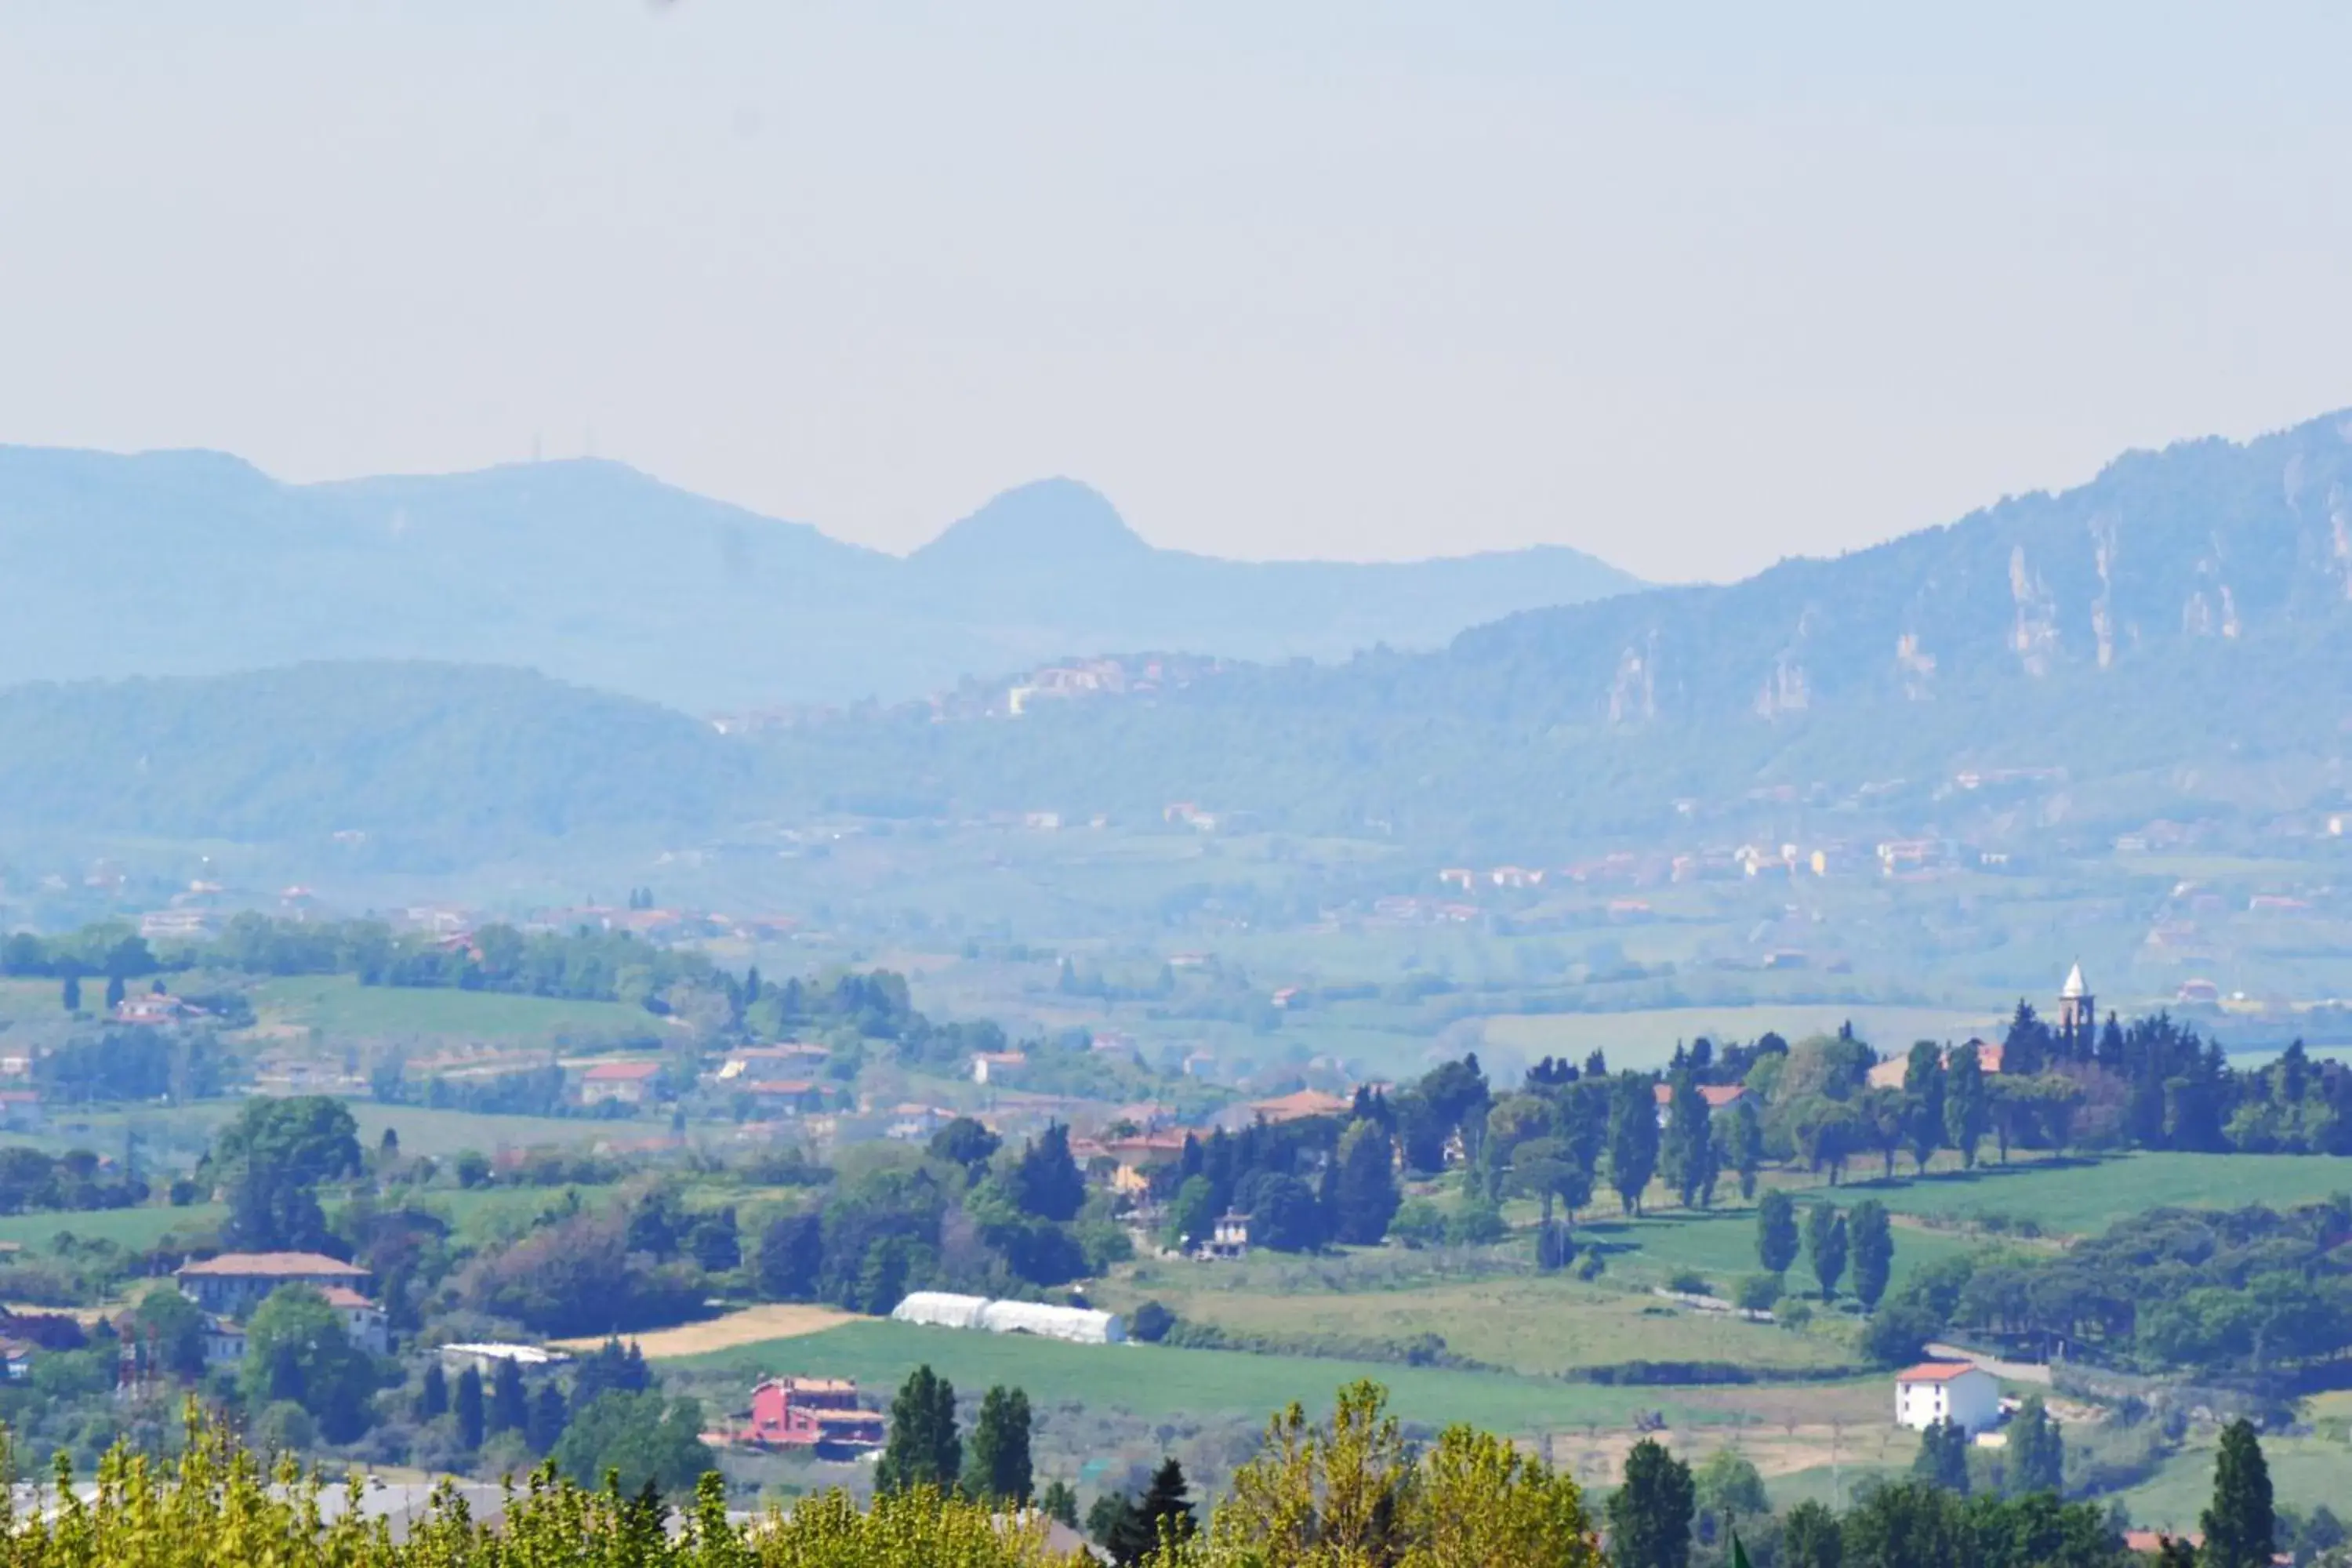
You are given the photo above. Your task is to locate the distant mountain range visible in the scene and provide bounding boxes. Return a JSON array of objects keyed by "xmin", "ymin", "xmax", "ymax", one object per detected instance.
[
  {"xmin": 5, "ymin": 411, "xmax": 2352, "ymax": 863},
  {"xmin": 750, "ymin": 406, "xmax": 2352, "ymax": 846},
  {"xmin": 0, "ymin": 448, "xmax": 1640, "ymax": 708}
]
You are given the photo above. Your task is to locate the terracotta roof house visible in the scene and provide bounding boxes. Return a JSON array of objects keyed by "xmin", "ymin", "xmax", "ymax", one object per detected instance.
[
  {"xmin": 176, "ymin": 1252, "xmax": 370, "ymax": 1319},
  {"xmin": 1250, "ymin": 1088, "xmax": 1352, "ymax": 1124}
]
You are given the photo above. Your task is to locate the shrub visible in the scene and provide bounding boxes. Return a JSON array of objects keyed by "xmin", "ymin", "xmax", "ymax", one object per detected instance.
[
  {"xmin": 1667, "ymin": 1270, "xmax": 1711, "ymax": 1297},
  {"xmin": 1735, "ymin": 1274, "xmax": 1785, "ymax": 1312},
  {"xmin": 1574, "ymin": 1251, "xmax": 1606, "ymax": 1281},
  {"xmin": 1130, "ymin": 1300, "xmax": 1175, "ymax": 1343},
  {"xmin": 1777, "ymin": 1301, "xmax": 1813, "ymax": 1330}
]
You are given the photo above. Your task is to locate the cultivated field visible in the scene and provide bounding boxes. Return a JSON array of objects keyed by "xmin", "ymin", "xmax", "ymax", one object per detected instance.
[
  {"xmin": 1096, "ymin": 1262, "xmax": 1854, "ymax": 1377},
  {"xmin": 564, "ymin": 1303, "xmax": 852, "ymax": 1357}
]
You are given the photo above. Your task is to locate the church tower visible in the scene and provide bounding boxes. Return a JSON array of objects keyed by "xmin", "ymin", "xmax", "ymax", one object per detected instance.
[{"xmin": 2057, "ymin": 962, "xmax": 2093, "ymax": 1034}]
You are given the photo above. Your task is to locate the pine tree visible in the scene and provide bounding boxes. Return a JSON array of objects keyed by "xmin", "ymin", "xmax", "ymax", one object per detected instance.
[
  {"xmin": 1848, "ymin": 1200, "xmax": 1893, "ymax": 1309},
  {"xmin": 1038, "ymin": 1478, "xmax": 1080, "ymax": 1528},
  {"xmin": 419, "ymin": 1360, "xmax": 448, "ymax": 1421},
  {"xmin": 1606, "ymin": 1074, "xmax": 1661, "ymax": 1215},
  {"xmin": 1805, "ymin": 1203, "xmax": 1847, "ymax": 1299},
  {"xmin": 1780, "ymin": 1499, "xmax": 1843, "ymax": 1568},
  {"xmin": 489, "ymin": 1356, "xmax": 528, "ymax": 1435},
  {"xmin": 1945, "ymin": 1042, "xmax": 1987, "ymax": 1169},
  {"xmin": 964, "ymin": 1385, "xmax": 1033, "ymax": 1505},
  {"xmin": 2009, "ymin": 1396, "xmax": 2063, "ymax": 1494},
  {"xmin": 1757, "ymin": 1190, "xmax": 1799, "ymax": 1276},
  {"xmin": 1606, "ymin": 1437, "xmax": 1695, "ymax": 1568},
  {"xmin": 877, "ymin": 1364, "xmax": 960, "ymax": 1495},
  {"xmin": 1011, "ymin": 1123, "xmax": 1087, "ymax": 1221},
  {"xmin": 1720, "ymin": 1098, "xmax": 1763, "ymax": 1201},
  {"xmin": 1105, "ymin": 1458, "xmax": 1196, "ymax": 1566},
  {"xmin": 455, "ymin": 1365, "xmax": 485, "ymax": 1449},
  {"xmin": 2201, "ymin": 1419, "xmax": 2275, "ymax": 1568}
]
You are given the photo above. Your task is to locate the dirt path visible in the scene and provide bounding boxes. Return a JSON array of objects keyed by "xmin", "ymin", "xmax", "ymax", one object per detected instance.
[{"xmin": 554, "ymin": 1303, "xmax": 855, "ymax": 1358}]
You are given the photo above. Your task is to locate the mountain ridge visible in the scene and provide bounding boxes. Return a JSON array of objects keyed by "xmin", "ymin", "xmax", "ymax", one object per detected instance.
[{"xmin": 0, "ymin": 445, "xmax": 1641, "ymax": 709}]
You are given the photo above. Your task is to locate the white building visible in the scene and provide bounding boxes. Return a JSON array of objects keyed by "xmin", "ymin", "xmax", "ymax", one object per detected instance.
[{"xmin": 1895, "ymin": 1361, "xmax": 2002, "ymax": 1433}]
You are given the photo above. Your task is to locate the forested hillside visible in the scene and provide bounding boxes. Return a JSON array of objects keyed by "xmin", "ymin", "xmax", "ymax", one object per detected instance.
[{"xmin": 0, "ymin": 663, "xmax": 750, "ymax": 858}]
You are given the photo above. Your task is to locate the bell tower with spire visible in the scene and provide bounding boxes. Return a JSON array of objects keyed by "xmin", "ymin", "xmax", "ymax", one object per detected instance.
[{"xmin": 2057, "ymin": 961, "xmax": 2093, "ymax": 1034}]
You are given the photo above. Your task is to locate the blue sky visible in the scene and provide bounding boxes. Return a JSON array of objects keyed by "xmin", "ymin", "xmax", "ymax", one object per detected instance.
[{"xmin": 4, "ymin": 2, "xmax": 2349, "ymax": 579}]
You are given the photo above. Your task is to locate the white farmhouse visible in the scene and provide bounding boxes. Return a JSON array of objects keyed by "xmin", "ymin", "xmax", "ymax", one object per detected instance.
[{"xmin": 1894, "ymin": 1361, "xmax": 2002, "ymax": 1433}]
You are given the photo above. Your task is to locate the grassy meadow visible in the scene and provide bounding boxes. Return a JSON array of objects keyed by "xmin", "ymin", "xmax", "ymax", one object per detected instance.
[
  {"xmin": 249, "ymin": 975, "xmax": 654, "ymax": 1044},
  {"xmin": 664, "ymin": 1317, "xmax": 1751, "ymax": 1436}
]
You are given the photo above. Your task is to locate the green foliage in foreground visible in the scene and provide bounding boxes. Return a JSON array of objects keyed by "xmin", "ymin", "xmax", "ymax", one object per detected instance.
[{"xmin": 5, "ymin": 1386, "xmax": 1604, "ymax": 1568}]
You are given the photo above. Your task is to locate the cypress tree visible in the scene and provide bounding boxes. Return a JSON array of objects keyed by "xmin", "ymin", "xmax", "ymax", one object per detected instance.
[
  {"xmin": 1902, "ymin": 1041, "xmax": 1947, "ymax": 1173},
  {"xmin": 2009, "ymin": 1396, "xmax": 2063, "ymax": 1494},
  {"xmin": 419, "ymin": 1359, "xmax": 448, "ymax": 1421},
  {"xmin": 1661, "ymin": 1071, "xmax": 1716, "ymax": 1209},
  {"xmin": 1848, "ymin": 1200, "xmax": 1893, "ymax": 1310},
  {"xmin": 1330, "ymin": 1120, "xmax": 1403, "ymax": 1244},
  {"xmin": 1945, "ymin": 1043, "xmax": 1987, "ymax": 1168},
  {"xmin": 964, "ymin": 1385, "xmax": 1033, "ymax": 1505},
  {"xmin": 1756, "ymin": 1190, "xmax": 1799, "ymax": 1276},
  {"xmin": 1805, "ymin": 1203, "xmax": 1848, "ymax": 1300},
  {"xmin": 455, "ymin": 1365, "xmax": 485, "ymax": 1449},
  {"xmin": 1911, "ymin": 1418, "xmax": 1969, "ymax": 1494},
  {"xmin": 527, "ymin": 1381, "xmax": 568, "ymax": 1454},
  {"xmin": 489, "ymin": 1356, "xmax": 528, "ymax": 1435},
  {"xmin": 1606, "ymin": 1074, "xmax": 1661, "ymax": 1215},
  {"xmin": 877, "ymin": 1364, "xmax": 960, "ymax": 1495},
  {"xmin": 61, "ymin": 975, "xmax": 80, "ymax": 1013},
  {"xmin": 2201, "ymin": 1419, "xmax": 2274, "ymax": 1568},
  {"xmin": 1722, "ymin": 1098, "xmax": 1763, "ymax": 1202}
]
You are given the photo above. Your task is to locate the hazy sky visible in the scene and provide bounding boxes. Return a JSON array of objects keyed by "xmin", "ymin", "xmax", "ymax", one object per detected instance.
[{"xmin": 5, "ymin": 3, "xmax": 2351, "ymax": 582}]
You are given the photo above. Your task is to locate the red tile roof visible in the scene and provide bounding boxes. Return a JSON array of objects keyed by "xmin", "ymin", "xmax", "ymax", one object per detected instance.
[
  {"xmin": 1651, "ymin": 1083, "xmax": 1748, "ymax": 1108},
  {"xmin": 1250, "ymin": 1089, "xmax": 1352, "ymax": 1123},
  {"xmin": 176, "ymin": 1251, "xmax": 368, "ymax": 1279},
  {"xmin": 582, "ymin": 1061, "xmax": 662, "ymax": 1081},
  {"xmin": 1895, "ymin": 1361, "xmax": 1983, "ymax": 1384}
]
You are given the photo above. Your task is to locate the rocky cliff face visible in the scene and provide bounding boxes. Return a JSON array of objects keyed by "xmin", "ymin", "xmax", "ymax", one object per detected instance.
[{"xmin": 1428, "ymin": 410, "xmax": 2352, "ymax": 733}]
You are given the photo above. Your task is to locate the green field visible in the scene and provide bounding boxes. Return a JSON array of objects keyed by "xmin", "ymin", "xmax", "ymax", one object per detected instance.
[
  {"xmin": 2112, "ymin": 1431, "xmax": 2350, "ymax": 1532},
  {"xmin": 1576, "ymin": 1205, "xmax": 1987, "ymax": 1296},
  {"xmin": 0, "ymin": 1202, "xmax": 223, "ymax": 1253},
  {"xmin": 666, "ymin": 1319, "xmax": 1762, "ymax": 1436},
  {"xmin": 1791, "ymin": 1152, "xmax": 2352, "ymax": 1237},
  {"xmin": 249, "ymin": 975, "xmax": 654, "ymax": 1043},
  {"xmin": 1481, "ymin": 1006, "xmax": 2004, "ymax": 1073},
  {"xmin": 350, "ymin": 1103, "xmax": 617, "ymax": 1158},
  {"xmin": 1095, "ymin": 1264, "xmax": 1853, "ymax": 1377}
]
